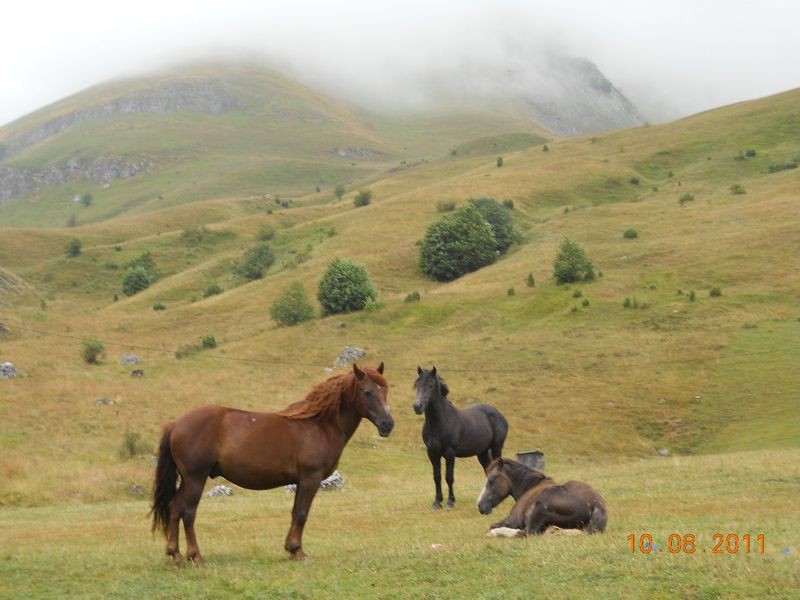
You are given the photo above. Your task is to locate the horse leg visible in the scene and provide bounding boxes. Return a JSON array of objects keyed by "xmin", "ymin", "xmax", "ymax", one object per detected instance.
[
  {"xmin": 284, "ymin": 476, "xmax": 321, "ymax": 560},
  {"xmin": 477, "ymin": 450, "xmax": 491, "ymax": 472},
  {"xmin": 165, "ymin": 486, "xmax": 184, "ymax": 565},
  {"xmin": 525, "ymin": 503, "xmax": 554, "ymax": 536},
  {"xmin": 428, "ymin": 450, "xmax": 443, "ymax": 509},
  {"xmin": 444, "ymin": 451, "xmax": 456, "ymax": 508},
  {"xmin": 180, "ymin": 475, "xmax": 207, "ymax": 565}
]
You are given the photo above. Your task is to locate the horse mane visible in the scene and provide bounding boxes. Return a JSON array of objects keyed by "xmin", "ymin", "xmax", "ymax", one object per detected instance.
[
  {"xmin": 495, "ymin": 458, "xmax": 552, "ymax": 491},
  {"xmin": 278, "ymin": 367, "xmax": 387, "ymax": 420}
]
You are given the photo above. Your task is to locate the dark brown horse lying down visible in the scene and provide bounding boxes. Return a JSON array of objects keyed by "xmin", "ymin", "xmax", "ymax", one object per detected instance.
[
  {"xmin": 151, "ymin": 363, "xmax": 393, "ymax": 565},
  {"xmin": 477, "ymin": 458, "xmax": 607, "ymax": 537}
]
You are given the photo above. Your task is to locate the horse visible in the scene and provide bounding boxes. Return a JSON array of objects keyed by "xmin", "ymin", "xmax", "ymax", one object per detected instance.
[
  {"xmin": 476, "ymin": 457, "xmax": 607, "ymax": 537},
  {"xmin": 150, "ymin": 362, "xmax": 393, "ymax": 565},
  {"xmin": 413, "ymin": 366, "xmax": 508, "ymax": 509}
]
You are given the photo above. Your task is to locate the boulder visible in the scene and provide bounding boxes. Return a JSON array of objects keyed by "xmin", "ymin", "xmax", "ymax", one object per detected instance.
[
  {"xmin": 334, "ymin": 346, "xmax": 365, "ymax": 368},
  {"xmin": 0, "ymin": 362, "xmax": 16, "ymax": 379}
]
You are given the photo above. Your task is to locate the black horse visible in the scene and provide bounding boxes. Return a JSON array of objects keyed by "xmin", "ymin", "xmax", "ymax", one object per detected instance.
[{"xmin": 413, "ymin": 366, "xmax": 509, "ymax": 509}]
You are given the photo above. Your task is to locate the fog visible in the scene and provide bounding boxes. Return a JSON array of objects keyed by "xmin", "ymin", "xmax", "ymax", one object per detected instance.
[{"xmin": 2, "ymin": 0, "xmax": 799, "ymax": 127}]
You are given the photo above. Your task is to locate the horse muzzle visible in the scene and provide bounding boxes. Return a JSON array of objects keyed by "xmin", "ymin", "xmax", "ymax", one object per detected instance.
[
  {"xmin": 478, "ymin": 502, "xmax": 493, "ymax": 515},
  {"xmin": 412, "ymin": 403, "xmax": 424, "ymax": 415},
  {"xmin": 377, "ymin": 418, "xmax": 395, "ymax": 437}
]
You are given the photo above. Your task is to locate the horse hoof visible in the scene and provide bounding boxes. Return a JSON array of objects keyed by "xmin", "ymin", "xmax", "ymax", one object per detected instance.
[
  {"xmin": 290, "ymin": 550, "xmax": 309, "ymax": 561},
  {"xmin": 170, "ymin": 553, "xmax": 186, "ymax": 567},
  {"xmin": 431, "ymin": 502, "xmax": 442, "ymax": 510},
  {"xmin": 190, "ymin": 555, "xmax": 206, "ymax": 567},
  {"xmin": 446, "ymin": 501, "xmax": 455, "ymax": 509}
]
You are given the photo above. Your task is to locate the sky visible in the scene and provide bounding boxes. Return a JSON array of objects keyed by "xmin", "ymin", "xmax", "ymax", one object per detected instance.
[{"xmin": 2, "ymin": 0, "xmax": 799, "ymax": 127}]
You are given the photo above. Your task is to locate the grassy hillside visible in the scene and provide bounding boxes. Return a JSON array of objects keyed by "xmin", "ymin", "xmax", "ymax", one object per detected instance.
[{"xmin": 0, "ymin": 87, "xmax": 798, "ymax": 596}]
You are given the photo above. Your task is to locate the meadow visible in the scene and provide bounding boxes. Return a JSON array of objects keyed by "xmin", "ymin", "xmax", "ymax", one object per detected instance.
[{"xmin": 0, "ymin": 73, "xmax": 799, "ymax": 597}]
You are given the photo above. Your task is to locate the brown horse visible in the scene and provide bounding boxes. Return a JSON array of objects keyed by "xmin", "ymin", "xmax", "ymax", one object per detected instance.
[
  {"xmin": 151, "ymin": 363, "xmax": 393, "ymax": 565},
  {"xmin": 476, "ymin": 458, "xmax": 607, "ymax": 536}
]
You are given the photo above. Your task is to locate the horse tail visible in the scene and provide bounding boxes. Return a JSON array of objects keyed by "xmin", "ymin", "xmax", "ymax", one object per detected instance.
[
  {"xmin": 586, "ymin": 501, "xmax": 608, "ymax": 534},
  {"xmin": 150, "ymin": 423, "xmax": 178, "ymax": 536}
]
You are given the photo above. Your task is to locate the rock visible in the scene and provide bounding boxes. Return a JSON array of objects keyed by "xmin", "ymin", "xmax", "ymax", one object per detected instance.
[
  {"xmin": 207, "ymin": 485, "xmax": 233, "ymax": 498},
  {"xmin": 131, "ymin": 369, "xmax": 144, "ymax": 377},
  {"xmin": 0, "ymin": 362, "xmax": 16, "ymax": 379},
  {"xmin": 120, "ymin": 353, "xmax": 141, "ymax": 365},
  {"xmin": 656, "ymin": 448, "xmax": 671, "ymax": 457},
  {"xmin": 95, "ymin": 397, "xmax": 115, "ymax": 406},
  {"xmin": 285, "ymin": 470, "xmax": 344, "ymax": 493},
  {"xmin": 334, "ymin": 346, "xmax": 365, "ymax": 368}
]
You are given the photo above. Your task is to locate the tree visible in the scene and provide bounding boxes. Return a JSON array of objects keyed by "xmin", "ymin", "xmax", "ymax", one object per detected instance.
[
  {"xmin": 233, "ymin": 243, "xmax": 275, "ymax": 280},
  {"xmin": 318, "ymin": 258, "xmax": 377, "ymax": 315},
  {"xmin": 420, "ymin": 205, "xmax": 497, "ymax": 281},
  {"xmin": 334, "ymin": 184, "xmax": 346, "ymax": 201},
  {"xmin": 468, "ymin": 197, "xmax": 519, "ymax": 254},
  {"xmin": 496, "ymin": 156, "xmax": 503, "ymax": 167},
  {"xmin": 82, "ymin": 338, "xmax": 105, "ymax": 364},
  {"xmin": 80, "ymin": 193, "xmax": 93, "ymax": 207},
  {"xmin": 65, "ymin": 238, "xmax": 82, "ymax": 257},
  {"xmin": 553, "ymin": 238, "xmax": 595, "ymax": 285},
  {"xmin": 122, "ymin": 265, "xmax": 153, "ymax": 296},
  {"xmin": 353, "ymin": 189, "xmax": 373, "ymax": 207},
  {"xmin": 270, "ymin": 282, "xmax": 315, "ymax": 326}
]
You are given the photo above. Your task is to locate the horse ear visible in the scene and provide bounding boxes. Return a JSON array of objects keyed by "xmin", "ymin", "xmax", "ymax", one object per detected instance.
[
  {"xmin": 431, "ymin": 366, "xmax": 437, "ymax": 377},
  {"xmin": 417, "ymin": 366, "xmax": 423, "ymax": 375},
  {"xmin": 377, "ymin": 361, "xmax": 384, "ymax": 374},
  {"xmin": 353, "ymin": 363, "xmax": 366, "ymax": 381}
]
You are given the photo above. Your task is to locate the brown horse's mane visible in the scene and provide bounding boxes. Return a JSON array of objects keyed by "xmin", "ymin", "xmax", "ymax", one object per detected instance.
[
  {"xmin": 492, "ymin": 458, "xmax": 553, "ymax": 492},
  {"xmin": 277, "ymin": 367, "xmax": 388, "ymax": 420}
]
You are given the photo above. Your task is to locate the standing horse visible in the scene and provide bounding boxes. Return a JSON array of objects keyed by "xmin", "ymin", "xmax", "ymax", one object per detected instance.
[
  {"xmin": 151, "ymin": 363, "xmax": 393, "ymax": 565},
  {"xmin": 476, "ymin": 457, "xmax": 607, "ymax": 536},
  {"xmin": 413, "ymin": 366, "xmax": 508, "ymax": 509}
]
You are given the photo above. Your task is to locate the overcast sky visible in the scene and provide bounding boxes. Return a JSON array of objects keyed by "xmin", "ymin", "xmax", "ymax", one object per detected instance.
[{"xmin": 2, "ymin": 0, "xmax": 799, "ymax": 127}]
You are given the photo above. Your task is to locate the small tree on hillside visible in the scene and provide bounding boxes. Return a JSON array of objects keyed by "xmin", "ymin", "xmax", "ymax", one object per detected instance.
[
  {"xmin": 353, "ymin": 189, "xmax": 373, "ymax": 207},
  {"xmin": 66, "ymin": 238, "xmax": 82, "ymax": 257},
  {"xmin": 334, "ymin": 184, "xmax": 346, "ymax": 201},
  {"xmin": 80, "ymin": 193, "xmax": 93, "ymax": 207},
  {"xmin": 420, "ymin": 205, "xmax": 497, "ymax": 281},
  {"xmin": 270, "ymin": 282, "xmax": 315, "ymax": 326},
  {"xmin": 318, "ymin": 258, "xmax": 377, "ymax": 315},
  {"xmin": 468, "ymin": 197, "xmax": 519, "ymax": 254},
  {"xmin": 122, "ymin": 265, "xmax": 153, "ymax": 296},
  {"xmin": 553, "ymin": 238, "xmax": 596, "ymax": 284},
  {"xmin": 233, "ymin": 243, "xmax": 275, "ymax": 280}
]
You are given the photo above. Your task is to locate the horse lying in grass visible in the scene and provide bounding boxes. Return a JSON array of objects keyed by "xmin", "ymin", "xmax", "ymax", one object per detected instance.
[
  {"xmin": 151, "ymin": 363, "xmax": 393, "ymax": 565},
  {"xmin": 476, "ymin": 457, "xmax": 607, "ymax": 537}
]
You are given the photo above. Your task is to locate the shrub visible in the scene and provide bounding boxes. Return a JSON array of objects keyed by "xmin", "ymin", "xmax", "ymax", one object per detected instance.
[
  {"xmin": 542, "ymin": 144, "xmax": 549, "ymax": 152},
  {"xmin": 152, "ymin": 302, "xmax": 166, "ymax": 311},
  {"xmin": 469, "ymin": 197, "xmax": 519, "ymax": 254},
  {"xmin": 201, "ymin": 335, "xmax": 217, "ymax": 349},
  {"xmin": 233, "ymin": 243, "xmax": 275, "ymax": 280},
  {"xmin": 526, "ymin": 272, "xmax": 535, "ymax": 287},
  {"xmin": 689, "ymin": 290, "xmax": 696, "ymax": 302},
  {"xmin": 203, "ymin": 282, "xmax": 223, "ymax": 297},
  {"xmin": 334, "ymin": 184, "xmax": 346, "ymax": 201},
  {"xmin": 125, "ymin": 252, "xmax": 157, "ymax": 275},
  {"xmin": 118, "ymin": 431, "xmax": 143, "ymax": 459},
  {"xmin": 318, "ymin": 258, "xmax": 377, "ymax": 315},
  {"xmin": 436, "ymin": 200, "xmax": 456, "ymax": 213},
  {"xmin": 420, "ymin": 205, "xmax": 497, "ymax": 281},
  {"xmin": 65, "ymin": 238, "xmax": 82, "ymax": 257},
  {"xmin": 82, "ymin": 338, "xmax": 104, "ymax": 364},
  {"xmin": 629, "ymin": 177, "xmax": 640, "ymax": 185},
  {"xmin": 623, "ymin": 297, "xmax": 632, "ymax": 308},
  {"xmin": 667, "ymin": 170, "xmax": 674, "ymax": 178},
  {"xmin": 270, "ymin": 282, "xmax": 315, "ymax": 326},
  {"xmin": 67, "ymin": 214, "xmax": 78, "ymax": 227},
  {"xmin": 122, "ymin": 265, "xmax": 153, "ymax": 296},
  {"xmin": 404, "ymin": 291, "xmax": 421, "ymax": 303},
  {"xmin": 572, "ymin": 289, "xmax": 583, "ymax": 298},
  {"xmin": 502, "ymin": 199, "xmax": 514, "ymax": 210},
  {"xmin": 768, "ymin": 162, "xmax": 798, "ymax": 173},
  {"xmin": 709, "ymin": 287, "xmax": 722, "ymax": 297},
  {"xmin": 496, "ymin": 156, "xmax": 504, "ymax": 167},
  {"xmin": 80, "ymin": 193, "xmax": 93, "ymax": 207},
  {"xmin": 745, "ymin": 149, "xmax": 757, "ymax": 157},
  {"xmin": 623, "ymin": 228, "xmax": 639, "ymax": 239},
  {"xmin": 729, "ymin": 183, "xmax": 746, "ymax": 195},
  {"xmin": 582, "ymin": 298, "xmax": 590, "ymax": 307},
  {"xmin": 553, "ymin": 238, "xmax": 596, "ymax": 285},
  {"xmin": 678, "ymin": 193, "xmax": 695, "ymax": 206},
  {"xmin": 507, "ymin": 287, "xmax": 515, "ymax": 296},
  {"xmin": 353, "ymin": 189, "xmax": 373, "ymax": 207}
]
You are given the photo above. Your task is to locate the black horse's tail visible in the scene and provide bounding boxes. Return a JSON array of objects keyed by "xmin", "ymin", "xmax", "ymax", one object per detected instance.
[
  {"xmin": 586, "ymin": 501, "xmax": 608, "ymax": 534},
  {"xmin": 150, "ymin": 424, "xmax": 178, "ymax": 536}
]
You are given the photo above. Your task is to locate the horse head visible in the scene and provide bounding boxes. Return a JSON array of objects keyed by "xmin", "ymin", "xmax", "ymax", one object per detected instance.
[
  {"xmin": 352, "ymin": 362, "xmax": 394, "ymax": 437},
  {"xmin": 476, "ymin": 458, "xmax": 512, "ymax": 515},
  {"xmin": 412, "ymin": 366, "xmax": 448, "ymax": 414}
]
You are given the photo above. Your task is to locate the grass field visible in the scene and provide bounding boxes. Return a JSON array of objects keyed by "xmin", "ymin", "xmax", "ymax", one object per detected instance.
[{"xmin": 0, "ymin": 73, "xmax": 799, "ymax": 597}]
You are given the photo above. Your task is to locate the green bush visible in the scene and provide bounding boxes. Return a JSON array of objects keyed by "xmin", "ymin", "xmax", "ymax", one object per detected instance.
[
  {"xmin": 709, "ymin": 287, "xmax": 722, "ymax": 297},
  {"xmin": 502, "ymin": 199, "xmax": 514, "ymax": 210},
  {"xmin": 122, "ymin": 265, "xmax": 153, "ymax": 296},
  {"xmin": 118, "ymin": 431, "xmax": 143, "ymax": 459},
  {"xmin": 419, "ymin": 205, "xmax": 497, "ymax": 281},
  {"xmin": 82, "ymin": 338, "xmax": 105, "ymax": 364},
  {"xmin": 629, "ymin": 177, "xmax": 640, "ymax": 185},
  {"xmin": 768, "ymin": 162, "xmax": 798, "ymax": 173},
  {"xmin": 553, "ymin": 238, "xmax": 596, "ymax": 285},
  {"xmin": 152, "ymin": 302, "xmax": 166, "ymax": 311},
  {"xmin": 80, "ymin": 193, "xmax": 93, "ymax": 207},
  {"xmin": 496, "ymin": 156, "xmax": 504, "ymax": 167},
  {"xmin": 404, "ymin": 291, "xmax": 421, "ymax": 303},
  {"xmin": 623, "ymin": 228, "xmax": 639, "ymax": 239},
  {"xmin": 582, "ymin": 298, "xmax": 590, "ymax": 307},
  {"xmin": 233, "ymin": 243, "xmax": 275, "ymax": 280},
  {"xmin": 468, "ymin": 197, "xmax": 519, "ymax": 254},
  {"xmin": 201, "ymin": 335, "xmax": 217, "ymax": 349},
  {"xmin": 318, "ymin": 258, "xmax": 377, "ymax": 315},
  {"xmin": 542, "ymin": 144, "xmax": 549, "ymax": 152},
  {"xmin": 572, "ymin": 289, "xmax": 583, "ymax": 298},
  {"xmin": 353, "ymin": 189, "xmax": 373, "ymax": 207},
  {"xmin": 729, "ymin": 183, "xmax": 746, "ymax": 195},
  {"xmin": 270, "ymin": 282, "xmax": 315, "ymax": 326},
  {"xmin": 334, "ymin": 184, "xmax": 346, "ymax": 201},
  {"xmin": 689, "ymin": 290, "xmax": 696, "ymax": 302},
  {"xmin": 203, "ymin": 282, "xmax": 223, "ymax": 297},
  {"xmin": 257, "ymin": 224, "xmax": 276, "ymax": 241},
  {"xmin": 745, "ymin": 149, "xmax": 757, "ymax": 157},
  {"xmin": 65, "ymin": 238, "xmax": 82, "ymax": 257},
  {"xmin": 436, "ymin": 200, "xmax": 456, "ymax": 213},
  {"xmin": 526, "ymin": 272, "xmax": 535, "ymax": 287},
  {"xmin": 678, "ymin": 193, "xmax": 695, "ymax": 206}
]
